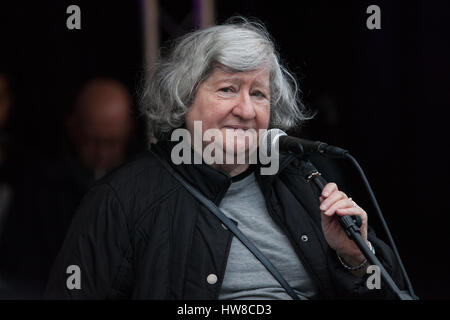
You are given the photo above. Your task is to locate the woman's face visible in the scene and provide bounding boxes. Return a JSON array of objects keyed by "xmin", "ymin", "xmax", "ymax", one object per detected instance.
[{"xmin": 185, "ymin": 66, "xmax": 271, "ymax": 163}]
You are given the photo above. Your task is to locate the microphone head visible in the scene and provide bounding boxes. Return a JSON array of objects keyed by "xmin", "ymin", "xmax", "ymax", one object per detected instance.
[{"xmin": 259, "ymin": 128, "xmax": 287, "ymax": 157}]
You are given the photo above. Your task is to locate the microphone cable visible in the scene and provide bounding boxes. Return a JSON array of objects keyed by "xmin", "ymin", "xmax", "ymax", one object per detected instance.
[{"xmin": 343, "ymin": 153, "xmax": 418, "ymax": 299}]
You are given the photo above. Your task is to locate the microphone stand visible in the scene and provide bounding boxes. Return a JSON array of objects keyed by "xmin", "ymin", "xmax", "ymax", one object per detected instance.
[{"xmin": 300, "ymin": 160, "xmax": 415, "ymax": 300}]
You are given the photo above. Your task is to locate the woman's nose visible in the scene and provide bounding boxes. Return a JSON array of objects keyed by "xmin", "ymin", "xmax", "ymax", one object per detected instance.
[{"xmin": 232, "ymin": 91, "xmax": 256, "ymax": 120}]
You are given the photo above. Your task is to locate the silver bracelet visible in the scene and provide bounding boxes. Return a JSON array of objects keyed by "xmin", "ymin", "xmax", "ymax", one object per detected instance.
[{"xmin": 337, "ymin": 241, "xmax": 375, "ymax": 271}]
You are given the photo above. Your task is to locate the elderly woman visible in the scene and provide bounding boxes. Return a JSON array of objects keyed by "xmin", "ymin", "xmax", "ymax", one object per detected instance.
[{"xmin": 46, "ymin": 18, "xmax": 405, "ymax": 299}]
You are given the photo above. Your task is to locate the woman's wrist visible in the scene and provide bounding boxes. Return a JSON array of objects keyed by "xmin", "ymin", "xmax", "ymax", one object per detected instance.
[
  {"xmin": 337, "ymin": 241, "xmax": 375, "ymax": 273},
  {"xmin": 338, "ymin": 253, "xmax": 366, "ymax": 268}
]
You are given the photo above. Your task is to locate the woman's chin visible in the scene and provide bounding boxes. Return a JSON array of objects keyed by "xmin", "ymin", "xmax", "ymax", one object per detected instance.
[{"xmin": 221, "ymin": 145, "xmax": 249, "ymax": 163}]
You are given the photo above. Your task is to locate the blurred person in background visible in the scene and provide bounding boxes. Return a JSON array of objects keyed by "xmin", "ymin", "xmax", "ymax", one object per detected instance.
[
  {"xmin": 0, "ymin": 72, "xmax": 15, "ymax": 237},
  {"xmin": 0, "ymin": 69, "xmax": 29, "ymax": 297},
  {"xmin": 67, "ymin": 78, "xmax": 135, "ymax": 180},
  {"xmin": 0, "ymin": 77, "xmax": 139, "ymax": 298}
]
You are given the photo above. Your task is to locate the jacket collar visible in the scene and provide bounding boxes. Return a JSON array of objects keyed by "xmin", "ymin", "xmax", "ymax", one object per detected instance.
[{"xmin": 152, "ymin": 140, "xmax": 296, "ymax": 205}]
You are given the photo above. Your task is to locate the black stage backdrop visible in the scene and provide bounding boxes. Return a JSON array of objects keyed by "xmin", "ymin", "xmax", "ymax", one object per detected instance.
[{"xmin": 0, "ymin": 0, "xmax": 449, "ymax": 299}]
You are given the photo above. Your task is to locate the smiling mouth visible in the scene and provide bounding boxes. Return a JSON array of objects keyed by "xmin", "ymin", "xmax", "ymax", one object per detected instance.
[{"xmin": 223, "ymin": 125, "xmax": 251, "ymax": 131}]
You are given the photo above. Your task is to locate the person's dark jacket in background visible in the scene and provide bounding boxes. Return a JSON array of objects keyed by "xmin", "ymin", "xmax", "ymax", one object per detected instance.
[
  {"xmin": 0, "ymin": 151, "xmax": 94, "ymax": 298},
  {"xmin": 45, "ymin": 141, "xmax": 405, "ymax": 299}
]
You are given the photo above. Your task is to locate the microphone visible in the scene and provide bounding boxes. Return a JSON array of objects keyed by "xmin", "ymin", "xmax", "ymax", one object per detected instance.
[
  {"xmin": 259, "ymin": 129, "xmax": 418, "ymax": 300},
  {"xmin": 260, "ymin": 129, "xmax": 349, "ymax": 158}
]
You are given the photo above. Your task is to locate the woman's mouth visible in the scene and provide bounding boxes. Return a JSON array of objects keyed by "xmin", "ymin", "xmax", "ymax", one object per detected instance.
[{"xmin": 223, "ymin": 125, "xmax": 251, "ymax": 131}]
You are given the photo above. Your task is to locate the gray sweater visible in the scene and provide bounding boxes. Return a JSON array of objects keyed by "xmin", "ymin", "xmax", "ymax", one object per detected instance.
[{"xmin": 218, "ymin": 172, "xmax": 319, "ymax": 300}]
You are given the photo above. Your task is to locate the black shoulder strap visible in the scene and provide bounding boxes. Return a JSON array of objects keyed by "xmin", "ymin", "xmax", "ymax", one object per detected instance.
[{"xmin": 152, "ymin": 150, "xmax": 301, "ymax": 300}]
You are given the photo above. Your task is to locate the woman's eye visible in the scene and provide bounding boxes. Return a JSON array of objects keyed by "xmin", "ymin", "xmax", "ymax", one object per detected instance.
[
  {"xmin": 252, "ymin": 91, "xmax": 266, "ymax": 98},
  {"xmin": 219, "ymin": 87, "xmax": 234, "ymax": 93}
]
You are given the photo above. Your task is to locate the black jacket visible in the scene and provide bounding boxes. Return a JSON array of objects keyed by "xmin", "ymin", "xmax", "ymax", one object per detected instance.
[{"xmin": 45, "ymin": 141, "xmax": 405, "ymax": 299}]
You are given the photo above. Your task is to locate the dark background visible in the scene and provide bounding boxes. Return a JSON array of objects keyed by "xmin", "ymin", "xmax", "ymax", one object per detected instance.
[{"xmin": 0, "ymin": 0, "xmax": 449, "ymax": 299}]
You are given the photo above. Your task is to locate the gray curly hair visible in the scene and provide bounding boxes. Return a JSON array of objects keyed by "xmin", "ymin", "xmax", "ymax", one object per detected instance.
[{"xmin": 140, "ymin": 17, "xmax": 311, "ymax": 141}]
